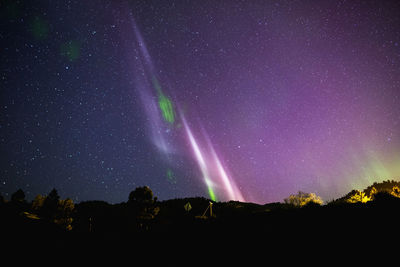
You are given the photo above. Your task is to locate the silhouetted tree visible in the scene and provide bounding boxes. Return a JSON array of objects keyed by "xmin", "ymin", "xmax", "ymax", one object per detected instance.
[
  {"xmin": 284, "ymin": 191, "xmax": 323, "ymax": 207},
  {"xmin": 128, "ymin": 186, "xmax": 159, "ymax": 230},
  {"xmin": 55, "ymin": 198, "xmax": 75, "ymax": 230},
  {"xmin": 9, "ymin": 189, "xmax": 28, "ymax": 211},
  {"xmin": 32, "ymin": 189, "xmax": 75, "ymax": 230},
  {"xmin": 391, "ymin": 186, "xmax": 400, "ymax": 198},
  {"xmin": 369, "ymin": 187, "xmax": 378, "ymax": 200},
  {"xmin": 346, "ymin": 190, "xmax": 371, "ymax": 203},
  {"xmin": 40, "ymin": 188, "xmax": 60, "ymax": 219},
  {"xmin": 47, "ymin": 188, "xmax": 60, "ymax": 202},
  {"xmin": 128, "ymin": 186, "xmax": 154, "ymax": 204},
  {"xmin": 31, "ymin": 194, "xmax": 46, "ymax": 211},
  {"xmin": 11, "ymin": 189, "xmax": 25, "ymax": 203}
]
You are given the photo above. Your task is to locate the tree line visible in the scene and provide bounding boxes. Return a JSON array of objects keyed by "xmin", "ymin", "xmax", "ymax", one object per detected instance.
[{"xmin": 1, "ymin": 179, "xmax": 400, "ymax": 233}]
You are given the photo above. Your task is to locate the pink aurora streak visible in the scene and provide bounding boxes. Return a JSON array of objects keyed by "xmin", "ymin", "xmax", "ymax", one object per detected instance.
[{"xmin": 181, "ymin": 112, "xmax": 245, "ymax": 201}]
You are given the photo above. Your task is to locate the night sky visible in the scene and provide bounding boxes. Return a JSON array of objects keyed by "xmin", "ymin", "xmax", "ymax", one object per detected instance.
[{"xmin": 1, "ymin": 0, "xmax": 400, "ymax": 204}]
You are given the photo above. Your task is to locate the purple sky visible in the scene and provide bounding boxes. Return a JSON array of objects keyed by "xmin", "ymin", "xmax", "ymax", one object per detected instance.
[{"xmin": 1, "ymin": 0, "xmax": 399, "ymax": 203}]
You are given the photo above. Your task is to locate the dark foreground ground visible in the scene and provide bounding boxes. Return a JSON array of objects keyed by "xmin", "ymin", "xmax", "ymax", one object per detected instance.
[{"xmin": 1, "ymin": 194, "xmax": 399, "ymax": 263}]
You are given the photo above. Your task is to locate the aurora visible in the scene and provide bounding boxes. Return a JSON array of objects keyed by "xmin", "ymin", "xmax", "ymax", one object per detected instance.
[
  {"xmin": 129, "ymin": 12, "xmax": 243, "ymax": 201},
  {"xmin": 1, "ymin": 0, "xmax": 399, "ymax": 204},
  {"xmin": 119, "ymin": 2, "xmax": 400, "ymax": 203},
  {"xmin": 152, "ymin": 76, "xmax": 175, "ymax": 124}
]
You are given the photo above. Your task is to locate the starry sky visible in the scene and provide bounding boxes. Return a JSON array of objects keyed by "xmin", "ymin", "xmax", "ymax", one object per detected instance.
[{"xmin": 1, "ymin": 0, "xmax": 400, "ymax": 204}]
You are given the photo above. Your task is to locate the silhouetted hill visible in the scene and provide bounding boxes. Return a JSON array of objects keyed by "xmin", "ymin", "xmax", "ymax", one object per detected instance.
[
  {"xmin": 1, "ymin": 180, "xmax": 400, "ymax": 259},
  {"xmin": 332, "ymin": 179, "xmax": 400, "ymax": 203},
  {"xmin": 364, "ymin": 180, "xmax": 400, "ymax": 195}
]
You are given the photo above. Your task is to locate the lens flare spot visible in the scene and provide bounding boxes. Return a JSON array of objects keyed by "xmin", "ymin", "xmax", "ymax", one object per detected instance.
[
  {"xmin": 60, "ymin": 40, "xmax": 80, "ymax": 62},
  {"xmin": 166, "ymin": 169, "xmax": 177, "ymax": 184},
  {"xmin": 30, "ymin": 16, "xmax": 48, "ymax": 40}
]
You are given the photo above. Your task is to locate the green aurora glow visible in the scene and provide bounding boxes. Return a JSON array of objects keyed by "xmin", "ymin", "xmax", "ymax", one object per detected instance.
[{"xmin": 152, "ymin": 77, "xmax": 175, "ymax": 124}]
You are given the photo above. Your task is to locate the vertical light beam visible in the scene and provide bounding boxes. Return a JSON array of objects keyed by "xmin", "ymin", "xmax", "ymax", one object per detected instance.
[
  {"xmin": 211, "ymin": 146, "xmax": 245, "ymax": 201},
  {"xmin": 181, "ymin": 115, "xmax": 217, "ymax": 201}
]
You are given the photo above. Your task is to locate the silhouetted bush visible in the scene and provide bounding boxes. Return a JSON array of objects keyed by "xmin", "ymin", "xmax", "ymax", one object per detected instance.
[{"xmin": 284, "ymin": 191, "xmax": 323, "ymax": 207}]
